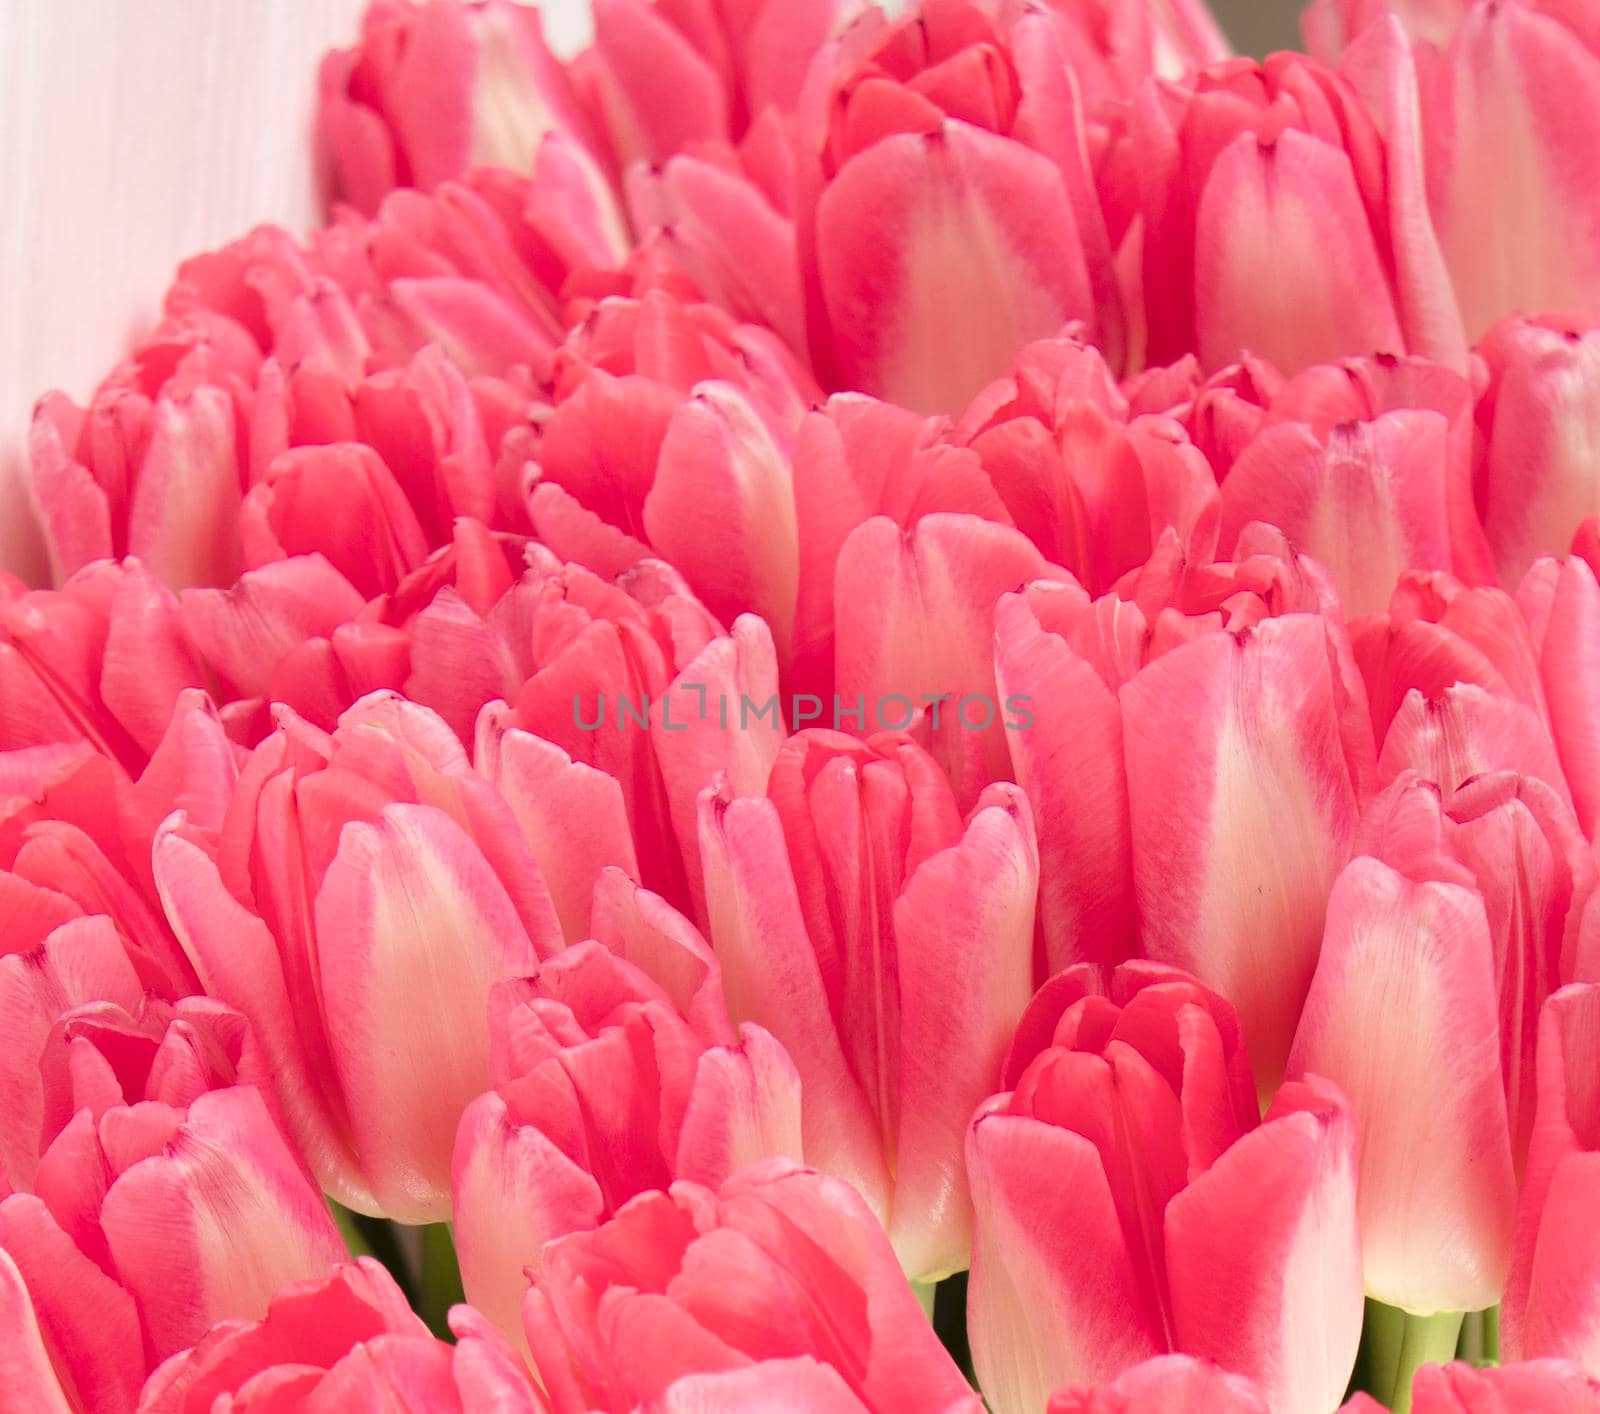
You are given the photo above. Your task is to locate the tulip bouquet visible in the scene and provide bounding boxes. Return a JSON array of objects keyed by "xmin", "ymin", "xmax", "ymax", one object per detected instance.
[{"xmin": 8, "ymin": 0, "xmax": 1600, "ymax": 1409}]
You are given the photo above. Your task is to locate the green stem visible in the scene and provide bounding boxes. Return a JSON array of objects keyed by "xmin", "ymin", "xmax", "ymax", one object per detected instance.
[
  {"xmin": 1457, "ymin": 1310, "xmax": 1484, "ymax": 1365},
  {"xmin": 912, "ymin": 1279, "xmax": 937, "ymax": 1323},
  {"xmin": 416, "ymin": 1223, "xmax": 465, "ymax": 1342},
  {"xmin": 329, "ymin": 1199, "xmax": 373, "ymax": 1261},
  {"xmin": 1362, "ymin": 1300, "xmax": 1464, "ymax": 1412},
  {"xmin": 1484, "ymin": 1305, "xmax": 1501, "ymax": 1365}
]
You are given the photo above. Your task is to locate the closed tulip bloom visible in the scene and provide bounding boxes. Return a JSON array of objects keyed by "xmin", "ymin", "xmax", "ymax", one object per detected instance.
[
  {"xmin": 1503, "ymin": 985, "xmax": 1600, "ymax": 1374},
  {"xmin": 1, "ymin": 1080, "xmax": 345, "ymax": 1402},
  {"xmin": 1046, "ymin": 1355, "xmax": 1270, "ymax": 1414},
  {"xmin": 787, "ymin": 392, "xmax": 1014, "ymax": 699},
  {"xmin": 154, "ymin": 692, "xmax": 563, "ymax": 1221},
  {"xmin": 953, "ymin": 337, "xmax": 1222, "ymax": 596},
  {"xmin": 967, "ymin": 963, "xmax": 1362, "ymax": 1414},
  {"xmin": 1100, "ymin": 42, "xmax": 1463, "ymax": 376},
  {"xmin": 1303, "ymin": 0, "xmax": 1469, "ymax": 55},
  {"xmin": 700, "ymin": 729, "xmax": 1038, "ymax": 1280},
  {"xmin": 1221, "ymin": 353, "xmax": 1491, "ymax": 615},
  {"xmin": 581, "ymin": 0, "xmax": 863, "ymax": 170},
  {"xmin": 0, "ymin": 688, "xmax": 238, "ymax": 1001},
  {"xmin": 1519, "ymin": 554, "xmax": 1600, "ymax": 838},
  {"xmin": 1477, "ymin": 317, "xmax": 1600, "ymax": 590},
  {"xmin": 1288, "ymin": 769, "xmax": 1597, "ymax": 1315},
  {"xmin": 408, "ymin": 545, "xmax": 785, "ymax": 922},
  {"xmin": 452, "ymin": 869, "xmax": 802, "ymax": 1344},
  {"xmin": 136, "ymin": 1259, "xmax": 538, "ymax": 1414},
  {"xmin": 1353, "ymin": 571, "xmax": 1565, "ymax": 799},
  {"xmin": 527, "ymin": 290, "xmax": 813, "ymax": 663},
  {"xmin": 995, "ymin": 528, "xmax": 1373, "ymax": 1085},
  {"xmin": 0, "ymin": 561, "xmax": 205, "ymax": 772},
  {"xmin": 318, "ymin": 0, "xmax": 610, "ymax": 214},
  {"xmin": 523, "ymin": 1160, "xmax": 982, "ymax": 1414},
  {"xmin": 797, "ymin": 0, "xmax": 1121, "ymax": 413},
  {"xmin": 1123, "ymin": 353, "xmax": 1282, "ymax": 483},
  {"xmin": 1418, "ymin": 2, "xmax": 1600, "ymax": 342}
]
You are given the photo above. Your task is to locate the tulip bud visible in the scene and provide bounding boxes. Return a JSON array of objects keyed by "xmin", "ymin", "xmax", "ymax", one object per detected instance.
[
  {"xmin": 997, "ymin": 530, "xmax": 1373, "ymax": 1088},
  {"xmin": 967, "ymin": 964, "xmax": 1362, "ymax": 1414},
  {"xmin": 452, "ymin": 870, "xmax": 801, "ymax": 1344},
  {"xmin": 1478, "ymin": 317, "xmax": 1600, "ymax": 589},
  {"xmin": 1100, "ymin": 45, "xmax": 1461, "ymax": 375},
  {"xmin": 154, "ymin": 692, "xmax": 563, "ymax": 1221},
  {"xmin": 798, "ymin": 1, "xmax": 1121, "ymax": 413},
  {"xmin": 1289, "ymin": 769, "xmax": 1597, "ymax": 1314},
  {"xmin": 700, "ymin": 730, "xmax": 1038, "ymax": 1279},
  {"xmin": 1502, "ymin": 984, "xmax": 1600, "ymax": 1375},
  {"xmin": 523, "ymin": 1161, "xmax": 982, "ymax": 1413}
]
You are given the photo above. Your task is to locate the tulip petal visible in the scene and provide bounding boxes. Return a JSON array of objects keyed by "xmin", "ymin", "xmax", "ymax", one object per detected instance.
[
  {"xmin": 815, "ymin": 121, "xmax": 1095, "ymax": 416},
  {"xmin": 967, "ymin": 1108, "xmax": 1163, "ymax": 1414},
  {"xmin": 1165, "ymin": 1080, "xmax": 1363, "ymax": 1414},
  {"xmin": 0, "ymin": 1245, "xmax": 73, "ymax": 1414},
  {"xmin": 99, "ymin": 1087, "xmax": 347, "ymax": 1359},
  {"xmin": 1122, "ymin": 615, "xmax": 1363, "ymax": 1095},
  {"xmin": 1195, "ymin": 129, "xmax": 1403, "ymax": 375},
  {"xmin": 891, "ymin": 784, "xmax": 1038, "ymax": 1279},
  {"xmin": 314, "ymin": 802, "xmax": 541, "ymax": 1221},
  {"xmin": 1287, "ymin": 857, "xmax": 1517, "ymax": 1313}
]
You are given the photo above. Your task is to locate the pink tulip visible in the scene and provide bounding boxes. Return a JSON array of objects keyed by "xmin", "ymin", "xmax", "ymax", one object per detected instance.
[
  {"xmin": 180, "ymin": 551, "xmax": 405, "ymax": 741},
  {"xmin": 316, "ymin": 168, "xmax": 583, "ymax": 378},
  {"xmin": 995, "ymin": 529, "xmax": 1373, "ymax": 1086},
  {"xmin": 1122, "ymin": 353, "xmax": 1281, "ymax": 483},
  {"xmin": 0, "ymin": 561, "xmax": 205, "ymax": 770},
  {"xmin": 835, "ymin": 511, "xmax": 1061, "ymax": 808},
  {"xmin": 136, "ymin": 1259, "xmax": 538, "ymax": 1414},
  {"xmin": 0, "ymin": 690, "xmax": 236, "ymax": 1000},
  {"xmin": 624, "ymin": 145, "xmax": 807, "ymax": 351},
  {"xmin": 452, "ymin": 868, "xmax": 802, "ymax": 1343},
  {"xmin": 1099, "ymin": 43, "xmax": 1463, "ymax": 375},
  {"xmin": 1288, "ymin": 770, "xmax": 1596, "ymax": 1314},
  {"xmin": 522, "ymin": 1160, "xmax": 982, "ymax": 1414},
  {"xmin": 1353, "ymin": 571, "xmax": 1564, "ymax": 798},
  {"xmin": 952, "ymin": 337, "xmax": 1222, "ymax": 596},
  {"xmin": 967, "ymin": 963, "xmax": 1362, "ymax": 1414},
  {"xmin": 0, "ymin": 909, "xmax": 249, "ymax": 1191},
  {"xmin": 1417, "ymin": 2, "xmax": 1600, "ymax": 341},
  {"xmin": 153, "ymin": 691, "xmax": 564, "ymax": 1221},
  {"xmin": 527, "ymin": 290, "xmax": 815, "ymax": 663},
  {"xmin": 318, "ymin": 0, "xmax": 610, "ymax": 214},
  {"xmin": 797, "ymin": 0, "xmax": 1120, "ymax": 412},
  {"xmin": 1, "ymin": 1079, "xmax": 345, "ymax": 1400},
  {"xmin": 1046, "ymin": 1355, "xmax": 1270, "ymax": 1414},
  {"xmin": 1221, "ymin": 353, "xmax": 1491, "ymax": 615},
  {"xmin": 408, "ymin": 544, "xmax": 784, "ymax": 921},
  {"xmin": 787, "ymin": 392, "xmax": 1013, "ymax": 699},
  {"xmin": 1407, "ymin": 1359, "xmax": 1600, "ymax": 1412},
  {"xmin": 1503, "ymin": 984, "xmax": 1600, "ymax": 1373},
  {"xmin": 1519, "ymin": 554, "xmax": 1600, "ymax": 838},
  {"xmin": 579, "ymin": 0, "xmax": 862, "ymax": 170},
  {"xmin": 699, "ymin": 729, "xmax": 1038, "ymax": 1279},
  {"xmin": 1477, "ymin": 317, "xmax": 1600, "ymax": 589}
]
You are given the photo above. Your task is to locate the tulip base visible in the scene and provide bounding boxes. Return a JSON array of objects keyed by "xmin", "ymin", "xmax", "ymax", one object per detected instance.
[{"xmin": 1360, "ymin": 1300, "xmax": 1464, "ymax": 1412}]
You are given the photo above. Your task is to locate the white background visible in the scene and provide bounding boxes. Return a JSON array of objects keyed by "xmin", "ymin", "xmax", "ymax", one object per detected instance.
[{"xmin": 0, "ymin": 0, "xmax": 1282, "ymax": 580}]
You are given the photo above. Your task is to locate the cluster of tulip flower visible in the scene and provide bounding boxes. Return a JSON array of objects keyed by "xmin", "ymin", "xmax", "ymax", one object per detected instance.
[{"xmin": 7, "ymin": 0, "xmax": 1600, "ymax": 1409}]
